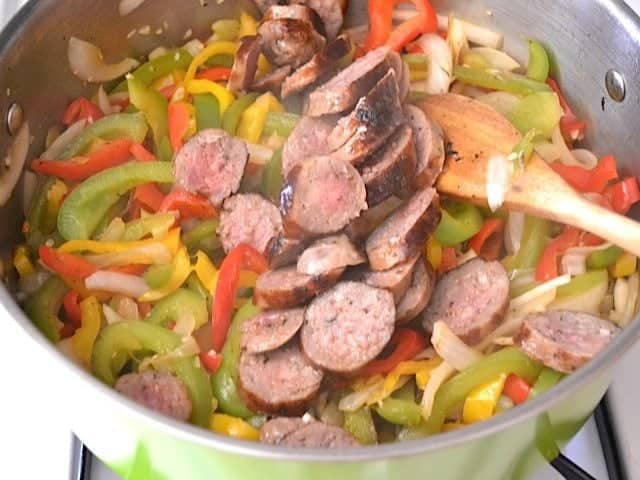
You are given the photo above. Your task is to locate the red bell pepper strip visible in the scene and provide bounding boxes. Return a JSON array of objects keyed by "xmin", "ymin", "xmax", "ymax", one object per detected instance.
[
  {"xmin": 535, "ymin": 226, "xmax": 581, "ymax": 282},
  {"xmin": 158, "ymin": 190, "xmax": 217, "ymax": 219},
  {"xmin": 604, "ymin": 177, "xmax": 640, "ymax": 215},
  {"xmin": 63, "ymin": 290, "xmax": 82, "ymax": 327},
  {"xmin": 359, "ymin": 328, "xmax": 427, "ymax": 377},
  {"xmin": 39, "ymin": 245, "xmax": 97, "ymax": 281},
  {"xmin": 211, "ymin": 244, "xmax": 268, "ymax": 352},
  {"xmin": 439, "ymin": 246, "xmax": 458, "ymax": 274},
  {"xmin": 580, "ymin": 232, "xmax": 605, "ymax": 247},
  {"xmin": 199, "ymin": 351, "xmax": 223, "ymax": 374},
  {"xmin": 31, "ymin": 139, "xmax": 133, "ymax": 182},
  {"xmin": 364, "ymin": 0, "xmax": 396, "ymax": 51},
  {"xmin": 133, "ymin": 184, "xmax": 166, "ymax": 212},
  {"xmin": 62, "ymin": 97, "xmax": 104, "ymax": 126},
  {"xmin": 546, "ymin": 78, "xmax": 586, "ymax": 142},
  {"xmin": 130, "ymin": 143, "xmax": 156, "ymax": 162},
  {"xmin": 469, "ymin": 218, "xmax": 505, "ymax": 259},
  {"xmin": 159, "ymin": 85, "xmax": 178, "ymax": 101},
  {"xmin": 503, "ymin": 374, "xmax": 531, "ymax": 405},
  {"xmin": 168, "ymin": 102, "xmax": 192, "ymax": 152},
  {"xmin": 196, "ymin": 67, "xmax": 233, "ymax": 82},
  {"xmin": 550, "ymin": 155, "xmax": 618, "ymax": 194}
]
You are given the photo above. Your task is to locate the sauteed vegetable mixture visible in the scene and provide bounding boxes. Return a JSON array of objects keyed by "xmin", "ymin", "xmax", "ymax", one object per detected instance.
[{"xmin": 6, "ymin": 0, "xmax": 640, "ymax": 446}]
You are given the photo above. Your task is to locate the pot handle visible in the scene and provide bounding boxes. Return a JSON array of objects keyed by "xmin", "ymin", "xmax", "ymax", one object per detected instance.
[{"xmin": 551, "ymin": 454, "xmax": 596, "ymax": 480}]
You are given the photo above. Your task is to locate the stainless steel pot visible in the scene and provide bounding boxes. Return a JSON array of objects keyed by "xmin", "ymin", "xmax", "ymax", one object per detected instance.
[{"xmin": 1, "ymin": 1, "xmax": 640, "ymax": 479}]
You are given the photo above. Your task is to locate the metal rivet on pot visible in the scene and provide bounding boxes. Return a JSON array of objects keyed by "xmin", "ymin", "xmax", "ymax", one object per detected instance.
[
  {"xmin": 605, "ymin": 69, "xmax": 626, "ymax": 102},
  {"xmin": 6, "ymin": 103, "xmax": 23, "ymax": 136}
]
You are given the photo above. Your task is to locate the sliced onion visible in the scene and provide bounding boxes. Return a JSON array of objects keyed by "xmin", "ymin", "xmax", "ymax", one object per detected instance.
[
  {"xmin": 173, "ymin": 311, "xmax": 197, "ymax": 338},
  {"xmin": 85, "ymin": 271, "xmax": 149, "ymax": 298},
  {"xmin": 97, "ymin": 86, "xmax": 114, "ymax": 115},
  {"xmin": 0, "ymin": 122, "xmax": 30, "ymax": 207},
  {"xmin": 436, "ymin": 13, "xmax": 503, "ymax": 48},
  {"xmin": 140, "ymin": 336, "xmax": 201, "ymax": 371},
  {"xmin": 103, "ymin": 303, "xmax": 127, "ymax": 325},
  {"xmin": 414, "ymin": 347, "xmax": 437, "ymax": 360},
  {"xmin": 41, "ymin": 119, "xmax": 87, "ymax": 160},
  {"xmin": 68, "ymin": 37, "xmax": 139, "ymax": 83},
  {"xmin": 85, "ymin": 243, "xmax": 171, "ymax": 269},
  {"xmin": 111, "ymin": 295, "xmax": 140, "ymax": 321},
  {"xmin": 570, "ymin": 149, "xmax": 598, "ymax": 170},
  {"xmin": 420, "ymin": 361, "xmax": 456, "ymax": 418},
  {"xmin": 247, "ymin": 143, "xmax": 274, "ymax": 166},
  {"xmin": 412, "ymin": 33, "xmax": 452, "ymax": 95},
  {"xmin": 182, "ymin": 39, "xmax": 205, "ymax": 57},
  {"xmin": 339, "ymin": 378, "xmax": 384, "ymax": 413},
  {"xmin": 119, "ymin": 0, "xmax": 146, "ymax": 16},
  {"xmin": 486, "ymin": 154, "xmax": 510, "ymax": 212},
  {"xmin": 431, "ymin": 321, "xmax": 482, "ymax": 371},
  {"xmin": 447, "ymin": 15, "xmax": 468, "ymax": 65},
  {"xmin": 551, "ymin": 125, "xmax": 581, "ymax": 166},
  {"xmin": 22, "ymin": 170, "xmax": 37, "ymax": 217},
  {"xmin": 533, "ymin": 141, "xmax": 561, "ymax": 164},
  {"xmin": 505, "ymin": 212, "xmax": 524, "ymax": 255},
  {"xmin": 476, "ymin": 91, "xmax": 521, "ymax": 117},
  {"xmin": 560, "ymin": 251, "xmax": 587, "ymax": 276},
  {"xmin": 45, "ymin": 126, "xmax": 62, "ymax": 149},
  {"xmin": 97, "ymin": 217, "xmax": 126, "ymax": 242},
  {"xmin": 510, "ymin": 274, "xmax": 570, "ymax": 311},
  {"xmin": 148, "ymin": 46, "xmax": 169, "ymax": 61},
  {"xmin": 456, "ymin": 248, "xmax": 478, "ymax": 266},
  {"xmin": 548, "ymin": 277, "xmax": 608, "ymax": 315},
  {"xmin": 610, "ymin": 273, "xmax": 638, "ymax": 327},
  {"xmin": 468, "ymin": 47, "xmax": 521, "ymax": 71}
]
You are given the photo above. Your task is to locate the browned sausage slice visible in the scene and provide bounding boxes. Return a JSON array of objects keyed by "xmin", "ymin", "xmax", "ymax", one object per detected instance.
[
  {"xmin": 396, "ymin": 258, "xmax": 435, "ymax": 324},
  {"xmin": 517, "ymin": 310, "xmax": 620, "ymax": 373},
  {"xmin": 254, "ymin": 265, "xmax": 343, "ymax": 309},
  {"xmin": 217, "ymin": 193, "xmax": 283, "ymax": 255},
  {"xmin": 238, "ymin": 342, "xmax": 324, "ymax": 415},
  {"xmin": 422, "ymin": 258, "xmax": 510, "ymax": 345},
  {"xmin": 228, "ymin": 35, "xmax": 262, "ymax": 94},
  {"xmin": 301, "ymin": 281, "xmax": 395, "ymax": 372},
  {"xmin": 361, "ymin": 253, "xmax": 419, "ymax": 303},
  {"xmin": 345, "ymin": 196, "xmax": 403, "ymax": 245},
  {"xmin": 279, "ymin": 421, "xmax": 360, "ymax": 447},
  {"xmin": 365, "ymin": 188, "xmax": 441, "ymax": 271},
  {"xmin": 404, "ymin": 105, "xmax": 445, "ymax": 189},
  {"xmin": 241, "ymin": 308, "xmax": 305, "ymax": 354},
  {"xmin": 306, "ymin": 46, "xmax": 392, "ymax": 117},
  {"xmin": 174, "ymin": 129, "xmax": 248, "ymax": 206},
  {"xmin": 359, "ymin": 124, "xmax": 417, "ymax": 207},
  {"xmin": 281, "ymin": 156, "xmax": 367, "ymax": 237},
  {"xmin": 292, "ymin": 0, "xmax": 347, "ymax": 39},
  {"xmin": 282, "ymin": 115, "xmax": 336, "ymax": 175},
  {"xmin": 258, "ymin": 17, "xmax": 326, "ymax": 68},
  {"xmin": 266, "ymin": 234, "xmax": 308, "ymax": 269},
  {"xmin": 297, "ymin": 234, "xmax": 365, "ymax": 276},
  {"xmin": 260, "ymin": 417, "xmax": 308, "ymax": 444},
  {"xmin": 251, "ymin": 66, "xmax": 292, "ymax": 95},
  {"xmin": 115, "ymin": 371, "xmax": 192, "ymax": 421}
]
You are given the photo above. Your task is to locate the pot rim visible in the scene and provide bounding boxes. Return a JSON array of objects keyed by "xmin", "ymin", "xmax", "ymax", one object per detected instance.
[{"xmin": 3, "ymin": 0, "xmax": 640, "ymax": 464}]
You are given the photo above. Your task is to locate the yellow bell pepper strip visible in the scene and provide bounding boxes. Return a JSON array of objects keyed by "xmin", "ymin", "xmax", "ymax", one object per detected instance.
[
  {"xmin": 194, "ymin": 250, "xmax": 219, "ymax": 293},
  {"xmin": 526, "ymin": 39, "xmax": 550, "ymax": 83},
  {"xmin": 59, "ymin": 227, "xmax": 180, "ymax": 256},
  {"xmin": 212, "ymin": 19, "xmax": 240, "ymax": 41},
  {"xmin": 453, "ymin": 66, "xmax": 552, "ymax": 96},
  {"xmin": 71, "ymin": 296, "xmax": 103, "ymax": 368},
  {"xmin": 13, "ymin": 245, "xmax": 35, "ymax": 278},
  {"xmin": 185, "ymin": 79, "xmax": 236, "ymax": 115},
  {"xmin": 112, "ymin": 49, "xmax": 193, "ymax": 93},
  {"xmin": 382, "ymin": 359, "xmax": 442, "ymax": 400},
  {"xmin": 121, "ymin": 213, "xmax": 177, "ymax": 241},
  {"xmin": 610, "ymin": 252, "xmax": 637, "ymax": 278},
  {"xmin": 57, "ymin": 161, "xmax": 174, "ymax": 240},
  {"xmin": 462, "ymin": 373, "xmax": 507, "ymax": 424},
  {"xmin": 344, "ymin": 407, "xmax": 377, "ymax": 445},
  {"xmin": 238, "ymin": 270, "xmax": 258, "ymax": 289},
  {"xmin": 139, "ymin": 247, "xmax": 192, "ymax": 302},
  {"xmin": 236, "ymin": 93, "xmax": 285, "ymax": 142},
  {"xmin": 508, "ymin": 92, "xmax": 563, "ymax": 139},
  {"xmin": 210, "ymin": 413, "xmax": 260, "ymax": 441},
  {"xmin": 24, "ymin": 275, "xmax": 68, "ymax": 342},
  {"xmin": 144, "ymin": 288, "xmax": 208, "ymax": 330},
  {"xmin": 238, "ymin": 11, "xmax": 258, "ymax": 38},
  {"xmin": 184, "ymin": 41, "xmax": 239, "ymax": 87},
  {"xmin": 425, "ymin": 236, "xmax": 442, "ymax": 270}
]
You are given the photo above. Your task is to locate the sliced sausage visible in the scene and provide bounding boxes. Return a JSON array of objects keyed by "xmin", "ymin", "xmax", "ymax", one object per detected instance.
[
  {"xmin": 282, "ymin": 115, "xmax": 337, "ymax": 175},
  {"xmin": 174, "ymin": 129, "xmax": 248, "ymax": 206},
  {"xmin": 228, "ymin": 35, "xmax": 262, "ymax": 94},
  {"xmin": 404, "ymin": 105, "xmax": 445, "ymax": 189},
  {"xmin": 241, "ymin": 308, "xmax": 305, "ymax": 354},
  {"xmin": 281, "ymin": 35, "xmax": 351, "ymax": 98},
  {"xmin": 251, "ymin": 66, "xmax": 292, "ymax": 95},
  {"xmin": 359, "ymin": 124, "xmax": 417, "ymax": 207},
  {"xmin": 266, "ymin": 234, "xmax": 307, "ymax": 269},
  {"xmin": 345, "ymin": 196, "xmax": 403, "ymax": 245},
  {"xmin": 263, "ymin": 4, "xmax": 322, "ymax": 26},
  {"xmin": 115, "ymin": 371, "xmax": 192, "ymax": 422},
  {"xmin": 396, "ymin": 258, "xmax": 435, "ymax": 324},
  {"xmin": 517, "ymin": 311, "xmax": 620, "ymax": 374},
  {"xmin": 281, "ymin": 156, "xmax": 367, "ymax": 237},
  {"xmin": 328, "ymin": 69, "xmax": 405, "ymax": 165},
  {"xmin": 217, "ymin": 193, "xmax": 283, "ymax": 255},
  {"xmin": 279, "ymin": 421, "xmax": 360, "ymax": 447},
  {"xmin": 297, "ymin": 234, "xmax": 365, "ymax": 276},
  {"xmin": 253, "ymin": 0, "xmax": 280, "ymax": 13},
  {"xmin": 365, "ymin": 188, "xmax": 441, "ymax": 271},
  {"xmin": 260, "ymin": 417, "xmax": 308, "ymax": 444},
  {"xmin": 301, "ymin": 281, "xmax": 395, "ymax": 372},
  {"xmin": 254, "ymin": 265, "xmax": 343, "ymax": 309},
  {"xmin": 238, "ymin": 342, "xmax": 324, "ymax": 415},
  {"xmin": 362, "ymin": 253, "xmax": 419, "ymax": 303},
  {"xmin": 306, "ymin": 46, "xmax": 392, "ymax": 117},
  {"xmin": 292, "ymin": 0, "xmax": 346, "ymax": 40},
  {"xmin": 422, "ymin": 258, "xmax": 510, "ymax": 345},
  {"xmin": 258, "ymin": 17, "xmax": 326, "ymax": 68}
]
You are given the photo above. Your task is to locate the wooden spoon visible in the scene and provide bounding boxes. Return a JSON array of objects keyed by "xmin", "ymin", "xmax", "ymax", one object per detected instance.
[{"xmin": 418, "ymin": 93, "xmax": 640, "ymax": 258}]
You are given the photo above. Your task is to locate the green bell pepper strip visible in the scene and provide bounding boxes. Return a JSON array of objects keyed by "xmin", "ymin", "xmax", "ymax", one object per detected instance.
[
  {"xmin": 60, "ymin": 113, "xmax": 149, "ymax": 160},
  {"xmin": 143, "ymin": 264, "xmax": 175, "ymax": 290},
  {"xmin": 344, "ymin": 407, "xmax": 377, "ymax": 445},
  {"xmin": 127, "ymin": 75, "xmax": 172, "ymax": 162},
  {"xmin": 121, "ymin": 213, "xmax": 176, "ymax": 242},
  {"xmin": 186, "ymin": 272, "xmax": 211, "ymax": 307},
  {"xmin": 434, "ymin": 200, "xmax": 484, "ymax": 246},
  {"xmin": 526, "ymin": 40, "xmax": 550, "ymax": 83},
  {"xmin": 393, "ymin": 380, "xmax": 416, "ymax": 402},
  {"xmin": 555, "ymin": 269, "xmax": 608, "ymax": 298},
  {"xmin": 112, "ymin": 49, "xmax": 193, "ymax": 93},
  {"xmin": 25, "ymin": 178, "xmax": 58, "ymax": 250},
  {"xmin": 508, "ymin": 92, "xmax": 563, "ymax": 139},
  {"xmin": 453, "ymin": 66, "xmax": 552, "ymax": 96},
  {"xmin": 375, "ymin": 398, "xmax": 423, "ymax": 427},
  {"xmin": 182, "ymin": 219, "xmax": 221, "ymax": 253},
  {"xmin": 24, "ymin": 275, "xmax": 68, "ymax": 343},
  {"xmin": 586, "ymin": 246, "xmax": 623, "ymax": 269},
  {"xmin": 222, "ymin": 93, "xmax": 259, "ymax": 136},
  {"xmin": 263, "ymin": 112, "xmax": 300, "ymax": 138},
  {"xmin": 512, "ymin": 216, "xmax": 551, "ymax": 270},
  {"xmin": 92, "ymin": 196, "xmax": 129, "ymax": 240},
  {"xmin": 401, "ymin": 53, "xmax": 429, "ymax": 69},
  {"xmin": 261, "ymin": 148, "xmax": 283, "ymax": 203},
  {"xmin": 509, "ymin": 129, "xmax": 539, "ymax": 169},
  {"xmin": 91, "ymin": 320, "xmax": 213, "ymax": 426},
  {"xmin": 531, "ymin": 368, "xmax": 564, "ymax": 398},
  {"xmin": 211, "ymin": 302, "xmax": 260, "ymax": 419},
  {"xmin": 206, "ymin": 54, "xmax": 235, "ymax": 68},
  {"xmin": 194, "ymin": 94, "xmax": 222, "ymax": 131},
  {"xmin": 57, "ymin": 161, "xmax": 174, "ymax": 240},
  {"xmin": 144, "ymin": 288, "xmax": 208, "ymax": 329}
]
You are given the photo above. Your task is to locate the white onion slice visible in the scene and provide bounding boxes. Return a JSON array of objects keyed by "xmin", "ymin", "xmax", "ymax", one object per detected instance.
[
  {"xmin": 339, "ymin": 378, "xmax": 384, "ymax": 413},
  {"xmin": 560, "ymin": 251, "xmax": 587, "ymax": 276},
  {"xmin": 431, "ymin": 321, "xmax": 483, "ymax": 371},
  {"xmin": 510, "ymin": 274, "xmax": 571, "ymax": 311},
  {"xmin": 476, "ymin": 91, "xmax": 521, "ymax": 117},
  {"xmin": 447, "ymin": 15, "xmax": 468, "ymax": 65},
  {"xmin": 533, "ymin": 141, "xmax": 561, "ymax": 164},
  {"xmin": 412, "ymin": 33, "xmax": 452, "ymax": 95},
  {"xmin": 103, "ymin": 304, "xmax": 127, "ymax": 325},
  {"xmin": 183, "ymin": 39, "xmax": 205, "ymax": 57},
  {"xmin": 68, "ymin": 37, "xmax": 139, "ymax": 83},
  {"xmin": 247, "ymin": 143, "xmax": 274, "ymax": 166},
  {"xmin": 97, "ymin": 86, "xmax": 114, "ymax": 115},
  {"xmin": 0, "ymin": 122, "xmax": 30, "ymax": 207},
  {"xmin": 551, "ymin": 125, "xmax": 582, "ymax": 166},
  {"xmin": 570, "ymin": 149, "xmax": 598, "ymax": 170},
  {"xmin": 467, "ymin": 47, "xmax": 521, "ymax": 71},
  {"xmin": 85, "ymin": 271, "xmax": 149, "ymax": 298},
  {"xmin": 505, "ymin": 212, "xmax": 524, "ymax": 255},
  {"xmin": 549, "ymin": 276, "xmax": 608, "ymax": 316},
  {"xmin": 41, "ymin": 119, "xmax": 87, "ymax": 160},
  {"xmin": 140, "ymin": 336, "xmax": 201, "ymax": 371},
  {"xmin": 85, "ymin": 243, "xmax": 171, "ymax": 269},
  {"xmin": 486, "ymin": 154, "xmax": 511, "ymax": 212},
  {"xmin": 456, "ymin": 248, "xmax": 478, "ymax": 266},
  {"xmin": 119, "ymin": 0, "xmax": 146, "ymax": 16},
  {"xmin": 420, "ymin": 361, "xmax": 456, "ymax": 418}
]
